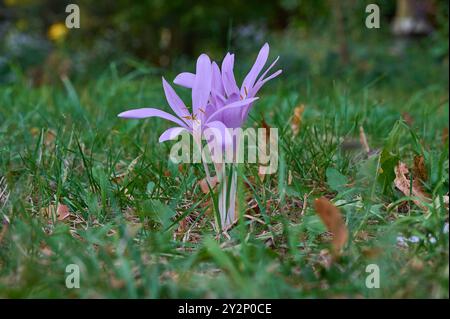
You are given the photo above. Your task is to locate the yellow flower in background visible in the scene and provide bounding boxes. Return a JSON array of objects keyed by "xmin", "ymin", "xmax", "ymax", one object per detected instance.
[
  {"xmin": 4, "ymin": 0, "xmax": 19, "ymax": 6},
  {"xmin": 5, "ymin": 0, "xmax": 36, "ymax": 6},
  {"xmin": 48, "ymin": 23, "xmax": 68, "ymax": 41}
]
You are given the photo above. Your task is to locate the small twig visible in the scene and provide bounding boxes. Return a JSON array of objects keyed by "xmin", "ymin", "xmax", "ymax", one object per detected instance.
[
  {"xmin": 243, "ymin": 214, "xmax": 265, "ymax": 225},
  {"xmin": 359, "ymin": 125, "xmax": 370, "ymax": 154}
]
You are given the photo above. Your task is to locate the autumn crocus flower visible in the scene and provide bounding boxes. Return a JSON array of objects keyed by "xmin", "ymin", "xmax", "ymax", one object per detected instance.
[
  {"xmin": 118, "ymin": 45, "xmax": 280, "ymax": 231},
  {"xmin": 172, "ymin": 43, "xmax": 281, "ymax": 229},
  {"xmin": 118, "ymin": 54, "xmax": 258, "ymax": 144},
  {"xmin": 173, "ymin": 43, "xmax": 281, "ymax": 128}
]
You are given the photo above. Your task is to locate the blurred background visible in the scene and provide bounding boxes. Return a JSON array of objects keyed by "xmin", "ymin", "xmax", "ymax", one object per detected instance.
[{"xmin": 0, "ymin": 0, "xmax": 448, "ymax": 86}]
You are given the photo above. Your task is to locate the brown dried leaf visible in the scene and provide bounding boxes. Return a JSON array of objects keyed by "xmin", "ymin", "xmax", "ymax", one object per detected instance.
[
  {"xmin": 261, "ymin": 118, "xmax": 271, "ymax": 141},
  {"xmin": 57, "ymin": 204, "xmax": 71, "ymax": 220},
  {"xmin": 402, "ymin": 112, "xmax": 414, "ymax": 126},
  {"xmin": 442, "ymin": 127, "xmax": 448, "ymax": 144},
  {"xmin": 291, "ymin": 104, "xmax": 305, "ymax": 136},
  {"xmin": 413, "ymin": 155, "xmax": 428, "ymax": 183},
  {"xmin": 29, "ymin": 128, "xmax": 57, "ymax": 147},
  {"xmin": 40, "ymin": 244, "xmax": 53, "ymax": 257},
  {"xmin": 41, "ymin": 203, "xmax": 71, "ymax": 221},
  {"xmin": 361, "ymin": 247, "xmax": 382, "ymax": 259},
  {"xmin": 394, "ymin": 161, "xmax": 430, "ymax": 211},
  {"xmin": 313, "ymin": 197, "xmax": 348, "ymax": 254},
  {"xmin": 199, "ymin": 175, "xmax": 219, "ymax": 194}
]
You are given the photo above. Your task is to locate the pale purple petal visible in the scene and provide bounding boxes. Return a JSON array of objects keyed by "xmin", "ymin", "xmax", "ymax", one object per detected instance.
[
  {"xmin": 221, "ymin": 53, "xmax": 239, "ymax": 97},
  {"xmin": 249, "ymin": 69, "xmax": 282, "ymax": 97},
  {"xmin": 241, "ymin": 43, "xmax": 269, "ymax": 96},
  {"xmin": 192, "ymin": 54, "xmax": 212, "ymax": 116},
  {"xmin": 158, "ymin": 127, "xmax": 189, "ymax": 142},
  {"xmin": 118, "ymin": 108, "xmax": 188, "ymax": 128},
  {"xmin": 220, "ymin": 93, "xmax": 242, "ymax": 128},
  {"xmin": 242, "ymin": 61, "xmax": 282, "ymax": 121},
  {"xmin": 174, "ymin": 72, "xmax": 195, "ymax": 88},
  {"xmin": 254, "ymin": 56, "xmax": 280, "ymax": 87},
  {"xmin": 261, "ymin": 69, "xmax": 282, "ymax": 84},
  {"xmin": 205, "ymin": 120, "xmax": 233, "ymax": 150},
  {"xmin": 162, "ymin": 77, "xmax": 190, "ymax": 119},
  {"xmin": 211, "ymin": 89, "xmax": 226, "ymax": 107},
  {"xmin": 212, "ymin": 62, "xmax": 225, "ymax": 97},
  {"xmin": 206, "ymin": 97, "xmax": 259, "ymax": 124}
]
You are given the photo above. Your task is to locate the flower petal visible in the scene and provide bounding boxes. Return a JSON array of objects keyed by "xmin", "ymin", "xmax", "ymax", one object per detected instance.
[
  {"xmin": 241, "ymin": 43, "xmax": 269, "ymax": 96},
  {"xmin": 192, "ymin": 54, "xmax": 212, "ymax": 116},
  {"xmin": 249, "ymin": 69, "xmax": 282, "ymax": 97},
  {"xmin": 118, "ymin": 108, "xmax": 188, "ymax": 128},
  {"xmin": 206, "ymin": 97, "xmax": 259, "ymax": 124},
  {"xmin": 162, "ymin": 77, "xmax": 190, "ymax": 119},
  {"xmin": 159, "ymin": 127, "xmax": 189, "ymax": 142},
  {"xmin": 205, "ymin": 120, "xmax": 233, "ymax": 150},
  {"xmin": 255, "ymin": 56, "xmax": 280, "ymax": 88},
  {"xmin": 212, "ymin": 62, "xmax": 225, "ymax": 97},
  {"xmin": 174, "ymin": 72, "xmax": 195, "ymax": 88},
  {"xmin": 221, "ymin": 53, "xmax": 239, "ymax": 97}
]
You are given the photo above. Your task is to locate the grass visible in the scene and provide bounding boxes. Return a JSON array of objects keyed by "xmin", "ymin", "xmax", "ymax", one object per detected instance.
[{"xmin": 0, "ymin": 33, "xmax": 448, "ymax": 298}]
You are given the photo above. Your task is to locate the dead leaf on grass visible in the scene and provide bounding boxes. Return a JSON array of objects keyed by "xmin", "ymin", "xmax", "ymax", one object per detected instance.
[
  {"xmin": 413, "ymin": 155, "xmax": 428, "ymax": 183},
  {"xmin": 199, "ymin": 175, "xmax": 219, "ymax": 194},
  {"xmin": 41, "ymin": 203, "xmax": 71, "ymax": 221},
  {"xmin": 394, "ymin": 161, "xmax": 430, "ymax": 211},
  {"xmin": 313, "ymin": 197, "xmax": 348, "ymax": 255},
  {"xmin": 291, "ymin": 104, "xmax": 305, "ymax": 137}
]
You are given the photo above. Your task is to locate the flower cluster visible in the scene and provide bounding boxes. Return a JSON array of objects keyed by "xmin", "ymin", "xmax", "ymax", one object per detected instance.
[
  {"xmin": 118, "ymin": 43, "xmax": 281, "ymax": 146},
  {"xmin": 118, "ymin": 43, "xmax": 281, "ymax": 229}
]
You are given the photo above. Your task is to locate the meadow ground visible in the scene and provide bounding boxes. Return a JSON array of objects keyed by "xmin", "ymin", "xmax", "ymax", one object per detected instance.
[{"xmin": 0, "ymin": 32, "xmax": 448, "ymax": 298}]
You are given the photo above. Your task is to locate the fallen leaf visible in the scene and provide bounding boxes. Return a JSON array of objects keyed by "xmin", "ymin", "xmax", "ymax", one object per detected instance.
[
  {"xmin": 313, "ymin": 197, "xmax": 348, "ymax": 255},
  {"xmin": 291, "ymin": 104, "xmax": 305, "ymax": 136},
  {"xmin": 409, "ymin": 257, "xmax": 424, "ymax": 271},
  {"xmin": 402, "ymin": 112, "xmax": 414, "ymax": 126},
  {"xmin": 57, "ymin": 204, "xmax": 71, "ymax": 220},
  {"xmin": 199, "ymin": 175, "xmax": 219, "ymax": 194},
  {"xmin": 442, "ymin": 127, "xmax": 448, "ymax": 144},
  {"xmin": 30, "ymin": 128, "xmax": 57, "ymax": 147},
  {"xmin": 261, "ymin": 118, "xmax": 271, "ymax": 141},
  {"xmin": 361, "ymin": 247, "xmax": 382, "ymax": 259},
  {"xmin": 40, "ymin": 244, "xmax": 53, "ymax": 256},
  {"xmin": 110, "ymin": 276, "xmax": 126, "ymax": 289},
  {"xmin": 41, "ymin": 203, "xmax": 71, "ymax": 221},
  {"xmin": 413, "ymin": 155, "xmax": 428, "ymax": 183},
  {"xmin": 394, "ymin": 161, "xmax": 430, "ymax": 211},
  {"xmin": 355, "ymin": 230, "xmax": 370, "ymax": 242}
]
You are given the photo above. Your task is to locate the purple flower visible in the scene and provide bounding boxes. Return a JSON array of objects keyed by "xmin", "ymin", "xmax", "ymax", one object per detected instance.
[
  {"xmin": 118, "ymin": 54, "xmax": 258, "ymax": 143},
  {"xmin": 173, "ymin": 43, "xmax": 282, "ymax": 128}
]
